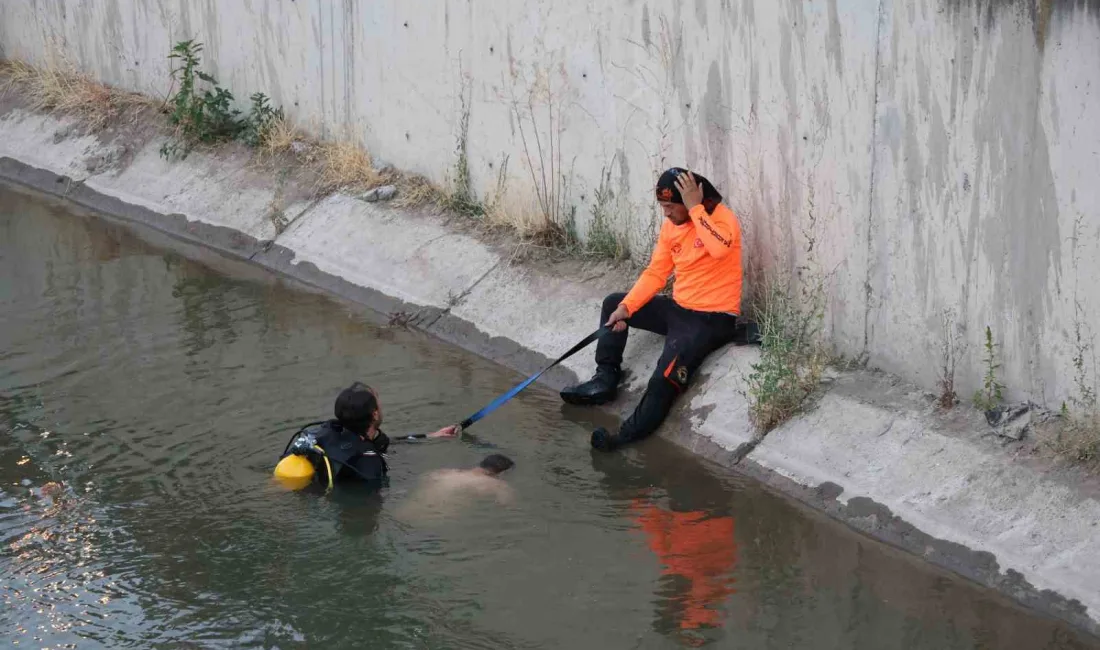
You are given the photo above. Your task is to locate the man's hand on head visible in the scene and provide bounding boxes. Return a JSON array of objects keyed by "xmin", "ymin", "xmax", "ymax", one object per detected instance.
[
  {"xmin": 674, "ymin": 172, "xmax": 703, "ymax": 210},
  {"xmin": 605, "ymin": 304, "xmax": 631, "ymax": 333}
]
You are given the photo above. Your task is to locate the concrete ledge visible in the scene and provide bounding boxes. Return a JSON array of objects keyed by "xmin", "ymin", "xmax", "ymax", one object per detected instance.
[
  {"xmin": 275, "ymin": 194, "xmax": 501, "ymax": 310},
  {"xmin": 1, "ymin": 106, "xmax": 1096, "ymax": 636},
  {"xmin": 749, "ymin": 391, "xmax": 1100, "ymax": 631}
]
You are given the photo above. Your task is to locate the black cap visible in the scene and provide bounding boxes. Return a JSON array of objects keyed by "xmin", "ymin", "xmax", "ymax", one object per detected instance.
[{"xmin": 655, "ymin": 167, "xmax": 723, "ymax": 206}]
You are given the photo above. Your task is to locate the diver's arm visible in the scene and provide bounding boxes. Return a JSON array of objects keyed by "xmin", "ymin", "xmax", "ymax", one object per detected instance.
[
  {"xmin": 428, "ymin": 425, "xmax": 460, "ymax": 438},
  {"xmin": 384, "ymin": 425, "xmax": 459, "ymax": 443}
]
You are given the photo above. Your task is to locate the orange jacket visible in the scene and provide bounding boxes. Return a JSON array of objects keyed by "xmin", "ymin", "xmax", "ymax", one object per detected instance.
[{"xmin": 621, "ymin": 203, "xmax": 743, "ymax": 316}]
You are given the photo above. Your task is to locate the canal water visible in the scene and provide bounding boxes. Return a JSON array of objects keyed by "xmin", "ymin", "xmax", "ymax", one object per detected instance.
[{"xmin": 1, "ymin": 183, "xmax": 1097, "ymax": 649}]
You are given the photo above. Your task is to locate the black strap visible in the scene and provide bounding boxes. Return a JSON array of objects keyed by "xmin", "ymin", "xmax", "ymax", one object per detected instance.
[{"xmin": 281, "ymin": 420, "xmax": 328, "ymax": 456}]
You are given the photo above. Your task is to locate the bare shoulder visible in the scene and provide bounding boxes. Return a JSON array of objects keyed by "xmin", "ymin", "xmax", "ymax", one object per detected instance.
[{"xmin": 428, "ymin": 468, "xmax": 462, "ymax": 479}]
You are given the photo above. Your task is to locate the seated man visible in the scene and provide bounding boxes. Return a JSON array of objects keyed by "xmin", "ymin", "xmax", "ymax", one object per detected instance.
[
  {"xmin": 395, "ymin": 454, "xmax": 516, "ymax": 520},
  {"xmin": 276, "ymin": 381, "xmax": 458, "ymax": 488},
  {"xmin": 561, "ymin": 169, "xmax": 743, "ymax": 452}
]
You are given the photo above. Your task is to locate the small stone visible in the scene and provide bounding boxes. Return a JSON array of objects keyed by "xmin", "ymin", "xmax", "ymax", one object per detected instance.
[
  {"xmin": 289, "ymin": 140, "xmax": 311, "ymax": 156},
  {"xmin": 52, "ymin": 124, "xmax": 77, "ymax": 143},
  {"xmin": 986, "ymin": 402, "xmax": 1040, "ymax": 441},
  {"xmin": 82, "ymin": 146, "xmax": 123, "ymax": 173},
  {"xmin": 361, "ymin": 185, "xmax": 397, "ymax": 202}
]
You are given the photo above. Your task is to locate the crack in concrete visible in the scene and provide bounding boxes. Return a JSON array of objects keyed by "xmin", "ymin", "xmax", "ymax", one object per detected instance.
[
  {"xmin": 729, "ymin": 438, "xmax": 762, "ymax": 464},
  {"xmin": 281, "ymin": 195, "xmax": 326, "ymax": 233},
  {"xmin": 862, "ymin": 0, "xmax": 887, "ymax": 359},
  {"xmin": 250, "ymin": 194, "xmax": 327, "ymax": 260},
  {"xmin": 415, "ymin": 232, "xmax": 450, "ymax": 252},
  {"xmin": 419, "ymin": 258, "xmax": 503, "ymax": 330}
]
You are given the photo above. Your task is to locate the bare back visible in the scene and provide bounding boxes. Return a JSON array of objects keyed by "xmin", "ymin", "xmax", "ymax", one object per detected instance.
[{"xmin": 396, "ymin": 468, "xmax": 515, "ymax": 523}]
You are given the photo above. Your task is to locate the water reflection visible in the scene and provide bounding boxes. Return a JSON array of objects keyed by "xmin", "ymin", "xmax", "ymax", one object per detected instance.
[
  {"xmin": 632, "ymin": 497, "xmax": 737, "ymax": 645},
  {"xmin": 586, "ymin": 442, "xmax": 741, "ymax": 646}
]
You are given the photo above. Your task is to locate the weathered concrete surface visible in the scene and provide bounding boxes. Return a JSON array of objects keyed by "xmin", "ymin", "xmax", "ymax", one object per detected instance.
[
  {"xmin": 867, "ymin": 0, "xmax": 1100, "ymax": 407},
  {"xmin": 3, "ymin": 0, "xmax": 1100, "ymax": 410},
  {"xmin": 1, "ymin": 105, "xmax": 1098, "ymax": 635},
  {"xmin": 276, "ymin": 193, "xmax": 500, "ymax": 310},
  {"xmin": 750, "ymin": 388, "xmax": 1100, "ymax": 630}
]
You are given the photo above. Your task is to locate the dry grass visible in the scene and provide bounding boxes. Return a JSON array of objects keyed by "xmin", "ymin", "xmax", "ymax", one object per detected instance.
[
  {"xmin": 314, "ymin": 139, "xmax": 380, "ymax": 193},
  {"xmin": 480, "ymin": 179, "xmax": 576, "ymax": 255},
  {"xmin": 393, "ymin": 173, "xmax": 445, "ymax": 208},
  {"xmin": 257, "ymin": 114, "xmax": 302, "ymax": 159},
  {"xmin": 1040, "ymin": 410, "xmax": 1100, "ymax": 470},
  {"xmin": 1, "ymin": 57, "xmax": 152, "ymax": 131},
  {"xmin": 484, "ymin": 188, "xmax": 546, "ymax": 238}
]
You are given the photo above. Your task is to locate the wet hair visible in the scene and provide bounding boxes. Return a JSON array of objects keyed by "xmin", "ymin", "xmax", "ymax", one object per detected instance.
[
  {"xmin": 334, "ymin": 381, "xmax": 377, "ymax": 435},
  {"xmin": 478, "ymin": 454, "xmax": 515, "ymax": 476}
]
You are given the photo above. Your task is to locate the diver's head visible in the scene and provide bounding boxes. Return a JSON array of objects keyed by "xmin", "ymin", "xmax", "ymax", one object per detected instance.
[
  {"xmin": 334, "ymin": 381, "xmax": 382, "ymax": 438},
  {"xmin": 477, "ymin": 454, "xmax": 515, "ymax": 477}
]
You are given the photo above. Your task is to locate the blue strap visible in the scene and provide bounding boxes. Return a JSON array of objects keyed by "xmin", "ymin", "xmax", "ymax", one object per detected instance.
[{"xmin": 460, "ymin": 326, "xmax": 610, "ymax": 429}]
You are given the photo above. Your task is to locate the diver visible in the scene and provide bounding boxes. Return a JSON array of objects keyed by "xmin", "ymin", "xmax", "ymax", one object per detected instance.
[{"xmin": 274, "ymin": 381, "xmax": 459, "ymax": 490}]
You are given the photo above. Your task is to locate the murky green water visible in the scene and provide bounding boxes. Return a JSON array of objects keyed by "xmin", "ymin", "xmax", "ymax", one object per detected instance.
[{"xmin": 1, "ymin": 183, "xmax": 1097, "ymax": 649}]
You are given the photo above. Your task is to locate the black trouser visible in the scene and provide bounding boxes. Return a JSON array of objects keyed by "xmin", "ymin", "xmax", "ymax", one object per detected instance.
[{"xmin": 596, "ymin": 292, "xmax": 737, "ymax": 444}]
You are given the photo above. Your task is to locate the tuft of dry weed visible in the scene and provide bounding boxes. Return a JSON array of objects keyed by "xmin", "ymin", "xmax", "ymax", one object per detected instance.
[
  {"xmin": 315, "ymin": 139, "xmax": 380, "ymax": 193},
  {"xmin": 477, "ymin": 159, "xmax": 574, "ymax": 248},
  {"xmin": 1, "ymin": 57, "xmax": 152, "ymax": 131},
  {"xmin": 257, "ymin": 114, "xmax": 302, "ymax": 159},
  {"xmin": 392, "ymin": 173, "xmax": 444, "ymax": 209},
  {"xmin": 484, "ymin": 188, "xmax": 546, "ymax": 238},
  {"xmin": 1042, "ymin": 410, "xmax": 1100, "ymax": 469}
]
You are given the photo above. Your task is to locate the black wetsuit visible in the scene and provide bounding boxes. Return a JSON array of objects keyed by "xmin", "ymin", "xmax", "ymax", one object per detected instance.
[{"xmin": 304, "ymin": 420, "xmax": 426, "ymax": 484}]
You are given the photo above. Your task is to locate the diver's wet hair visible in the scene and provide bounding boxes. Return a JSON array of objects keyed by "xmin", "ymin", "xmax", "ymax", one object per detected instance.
[
  {"xmin": 478, "ymin": 454, "xmax": 514, "ymax": 476},
  {"xmin": 334, "ymin": 381, "xmax": 377, "ymax": 435}
]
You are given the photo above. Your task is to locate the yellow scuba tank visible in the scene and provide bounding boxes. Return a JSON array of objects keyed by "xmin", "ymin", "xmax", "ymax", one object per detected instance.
[
  {"xmin": 276, "ymin": 423, "xmax": 337, "ymax": 491},
  {"xmin": 273, "ymin": 454, "xmax": 315, "ymax": 490}
]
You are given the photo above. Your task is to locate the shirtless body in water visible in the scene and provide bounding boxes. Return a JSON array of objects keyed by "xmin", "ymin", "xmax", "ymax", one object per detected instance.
[{"xmin": 398, "ymin": 454, "xmax": 515, "ymax": 520}]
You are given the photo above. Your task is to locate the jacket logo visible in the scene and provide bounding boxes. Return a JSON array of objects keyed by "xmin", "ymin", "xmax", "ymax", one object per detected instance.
[
  {"xmin": 694, "ymin": 238, "xmax": 704, "ymax": 248},
  {"xmin": 700, "ymin": 217, "xmax": 732, "ymax": 247},
  {"xmin": 671, "ymin": 243, "xmax": 682, "ymax": 254}
]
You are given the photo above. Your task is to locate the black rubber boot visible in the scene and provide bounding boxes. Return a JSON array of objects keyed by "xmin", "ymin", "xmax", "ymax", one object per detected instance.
[
  {"xmin": 560, "ymin": 366, "xmax": 621, "ymax": 406},
  {"xmin": 590, "ymin": 427, "xmax": 625, "ymax": 452}
]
